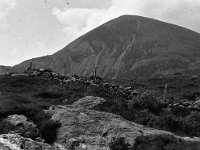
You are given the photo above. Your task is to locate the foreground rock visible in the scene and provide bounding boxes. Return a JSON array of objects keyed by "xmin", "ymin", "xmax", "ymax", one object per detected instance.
[
  {"xmin": 0, "ymin": 134, "xmax": 63, "ymax": 150},
  {"xmin": 72, "ymin": 96, "xmax": 106, "ymax": 109},
  {"xmin": 4, "ymin": 115, "xmax": 39, "ymax": 139},
  {"xmin": 45, "ymin": 96, "xmax": 200, "ymax": 150}
]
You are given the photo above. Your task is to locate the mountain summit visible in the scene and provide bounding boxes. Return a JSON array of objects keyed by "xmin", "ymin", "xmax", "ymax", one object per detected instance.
[{"xmin": 13, "ymin": 15, "xmax": 200, "ymax": 79}]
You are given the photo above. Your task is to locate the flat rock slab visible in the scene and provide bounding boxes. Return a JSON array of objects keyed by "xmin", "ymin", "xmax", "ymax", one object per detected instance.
[
  {"xmin": 72, "ymin": 96, "xmax": 106, "ymax": 109},
  {"xmin": 46, "ymin": 103, "xmax": 200, "ymax": 150}
]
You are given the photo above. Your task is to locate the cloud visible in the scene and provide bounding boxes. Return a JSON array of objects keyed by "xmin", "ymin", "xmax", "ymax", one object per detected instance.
[
  {"xmin": 54, "ymin": 0, "xmax": 200, "ymax": 44},
  {"xmin": 36, "ymin": 41, "xmax": 45, "ymax": 50},
  {"xmin": 0, "ymin": 0, "xmax": 17, "ymax": 28},
  {"xmin": 0, "ymin": 0, "xmax": 16, "ymax": 9},
  {"xmin": 67, "ymin": 0, "xmax": 111, "ymax": 9},
  {"xmin": 10, "ymin": 47, "xmax": 18, "ymax": 56},
  {"xmin": 53, "ymin": 7, "xmax": 107, "ymax": 42}
]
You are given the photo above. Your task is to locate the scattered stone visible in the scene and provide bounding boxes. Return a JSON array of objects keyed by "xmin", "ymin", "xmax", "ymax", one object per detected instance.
[
  {"xmin": 192, "ymin": 75, "xmax": 198, "ymax": 78},
  {"xmin": 4, "ymin": 115, "xmax": 39, "ymax": 139},
  {"xmin": 125, "ymin": 87, "xmax": 132, "ymax": 90},
  {"xmin": 195, "ymin": 99, "xmax": 200, "ymax": 105},
  {"xmin": 62, "ymin": 99, "xmax": 69, "ymax": 104},
  {"xmin": 0, "ymin": 134, "xmax": 63, "ymax": 150}
]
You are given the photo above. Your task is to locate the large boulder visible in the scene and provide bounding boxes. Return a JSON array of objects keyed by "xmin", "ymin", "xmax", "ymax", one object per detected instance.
[
  {"xmin": 45, "ymin": 102, "xmax": 200, "ymax": 150},
  {"xmin": 72, "ymin": 96, "xmax": 106, "ymax": 109},
  {"xmin": 0, "ymin": 134, "xmax": 64, "ymax": 150},
  {"xmin": 4, "ymin": 115, "xmax": 39, "ymax": 139}
]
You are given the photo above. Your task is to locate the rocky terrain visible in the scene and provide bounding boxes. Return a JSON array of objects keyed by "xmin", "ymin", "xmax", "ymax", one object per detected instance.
[
  {"xmin": 1, "ymin": 73, "xmax": 200, "ymax": 149},
  {"xmin": 1, "ymin": 95, "xmax": 200, "ymax": 150},
  {"xmin": 45, "ymin": 96, "xmax": 200, "ymax": 150},
  {"xmin": 2, "ymin": 15, "xmax": 200, "ymax": 79},
  {"xmin": 0, "ymin": 134, "xmax": 63, "ymax": 150}
]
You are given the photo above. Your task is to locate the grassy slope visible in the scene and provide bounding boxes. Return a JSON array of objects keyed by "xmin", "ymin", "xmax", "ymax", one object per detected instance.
[{"xmin": 1, "ymin": 75, "xmax": 200, "ymax": 141}]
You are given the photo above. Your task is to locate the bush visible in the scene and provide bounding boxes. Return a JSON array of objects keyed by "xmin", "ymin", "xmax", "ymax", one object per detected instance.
[
  {"xmin": 0, "ymin": 103, "xmax": 60, "ymax": 144},
  {"xmin": 183, "ymin": 92, "xmax": 200, "ymax": 101},
  {"xmin": 40, "ymin": 120, "xmax": 61, "ymax": 144},
  {"xmin": 0, "ymin": 120, "xmax": 16, "ymax": 134},
  {"xmin": 171, "ymin": 106, "xmax": 191, "ymax": 117},
  {"xmin": 147, "ymin": 111, "xmax": 188, "ymax": 134},
  {"xmin": 109, "ymin": 137, "xmax": 133, "ymax": 150},
  {"xmin": 133, "ymin": 134, "xmax": 200, "ymax": 150},
  {"xmin": 183, "ymin": 111, "xmax": 200, "ymax": 137},
  {"xmin": 132, "ymin": 90, "xmax": 165, "ymax": 114},
  {"xmin": 34, "ymin": 91, "xmax": 63, "ymax": 99}
]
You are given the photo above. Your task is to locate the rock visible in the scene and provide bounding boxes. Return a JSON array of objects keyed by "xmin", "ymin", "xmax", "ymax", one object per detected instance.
[
  {"xmin": 183, "ymin": 102, "xmax": 190, "ymax": 107},
  {"xmin": 119, "ymin": 85, "xmax": 123, "ymax": 89},
  {"xmin": 193, "ymin": 104, "xmax": 200, "ymax": 110},
  {"xmin": 103, "ymin": 83, "xmax": 109, "ymax": 88},
  {"xmin": 173, "ymin": 103, "xmax": 178, "ymax": 107},
  {"xmin": 45, "ymin": 104, "xmax": 200, "ymax": 150},
  {"xmin": 195, "ymin": 99, "xmax": 200, "ymax": 105},
  {"xmin": 125, "ymin": 87, "xmax": 132, "ymax": 91},
  {"xmin": 131, "ymin": 90, "xmax": 139, "ymax": 97},
  {"xmin": 62, "ymin": 99, "xmax": 69, "ymax": 104},
  {"xmin": 192, "ymin": 75, "xmax": 198, "ymax": 78},
  {"xmin": 168, "ymin": 104, "xmax": 172, "ymax": 107},
  {"xmin": 0, "ymin": 134, "xmax": 63, "ymax": 150},
  {"xmin": 72, "ymin": 96, "xmax": 106, "ymax": 109},
  {"xmin": 4, "ymin": 115, "xmax": 39, "ymax": 139}
]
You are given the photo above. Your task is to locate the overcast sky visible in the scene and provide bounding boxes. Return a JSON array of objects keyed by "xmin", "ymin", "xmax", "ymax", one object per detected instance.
[{"xmin": 0, "ymin": 0, "xmax": 200, "ymax": 66}]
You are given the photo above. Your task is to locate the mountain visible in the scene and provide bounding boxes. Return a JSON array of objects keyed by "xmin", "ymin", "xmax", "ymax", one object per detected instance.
[
  {"xmin": 0, "ymin": 65, "xmax": 13, "ymax": 74},
  {"xmin": 12, "ymin": 15, "xmax": 200, "ymax": 79}
]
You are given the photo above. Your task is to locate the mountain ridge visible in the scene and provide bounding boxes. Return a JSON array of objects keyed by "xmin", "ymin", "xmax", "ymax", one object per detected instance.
[{"xmin": 3, "ymin": 15, "xmax": 200, "ymax": 79}]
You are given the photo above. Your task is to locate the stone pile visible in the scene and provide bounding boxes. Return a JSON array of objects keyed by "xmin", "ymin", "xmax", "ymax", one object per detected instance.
[
  {"xmin": 51, "ymin": 74, "xmax": 140, "ymax": 100},
  {"xmin": 0, "ymin": 134, "xmax": 64, "ymax": 150},
  {"xmin": 168, "ymin": 99, "xmax": 200, "ymax": 111},
  {"xmin": 4, "ymin": 115, "xmax": 39, "ymax": 139}
]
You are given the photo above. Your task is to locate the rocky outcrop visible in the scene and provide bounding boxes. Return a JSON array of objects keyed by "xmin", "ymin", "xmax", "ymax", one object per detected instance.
[
  {"xmin": 72, "ymin": 96, "xmax": 106, "ymax": 109},
  {"xmin": 4, "ymin": 115, "xmax": 39, "ymax": 139},
  {"xmin": 0, "ymin": 134, "xmax": 64, "ymax": 150},
  {"xmin": 45, "ymin": 96, "xmax": 200, "ymax": 150}
]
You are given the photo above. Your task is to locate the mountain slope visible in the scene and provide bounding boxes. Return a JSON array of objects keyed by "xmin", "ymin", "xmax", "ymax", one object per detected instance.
[
  {"xmin": 14, "ymin": 15, "xmax": 200, "ymax": 79},
  {"xmin": 0, "ymin": 65, "xmax": 13, "ymax": 74}
]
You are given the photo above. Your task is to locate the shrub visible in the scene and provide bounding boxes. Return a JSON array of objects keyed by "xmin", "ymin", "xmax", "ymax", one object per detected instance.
[
  {"xmin": 40, "ymin": 120, "xmax": 61, "ymax": 144},
  {"xmin": 109, "ymin": 137, "xmax": 133, "ymax": 150},
  {"xmin": 147, "ymin": 113, "xmax": 183, "ymax": 133},
  {"xmin": 0, "ymin": 120, "xmax": 16, "ymax": 134},
  {"xmin": 133, "ymin": 134, "xmax": 200, "ymax": 150},
  {"xmin": 34, "ymin": 91, "xmax": 63, "ymax": 99},
  {"xmin": 183, "ymin": 92, "xmax": 200, "ymax": 101},
  {"xmin": 171, "ymin": 106, "xmax": 191, "ymax": 117},
  {"xmin": 132, "ymin": 90, "xmax": 165, "ymax": 114},
  {"xmin": 0, "ymin": 103, "xmax": 60, "ymax": 144},
  {"xmin": 183, "ymin": 111, "xmax": 200, "ymax": 137}
]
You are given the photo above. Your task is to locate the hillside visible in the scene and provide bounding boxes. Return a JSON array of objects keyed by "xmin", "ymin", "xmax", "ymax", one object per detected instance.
[
  {"xmin": 11, "ymin": 15, "xmax": 200, "ymax": 79},
  {"xmin": 0, "ymin": 65, "xmax": 13, "ymax": 74},
  {"xmin": 1, "ymin": 75, "xmax": 200, "ymax": 149}
]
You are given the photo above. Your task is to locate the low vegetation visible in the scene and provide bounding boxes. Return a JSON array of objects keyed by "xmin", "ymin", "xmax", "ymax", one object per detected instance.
[
  {"xmin": 109, "ymin": 135, "xmax": 200, "ymax": 150},
  {"xmin": 1, "ymin": 75, "xmax": 200, "ymax": 144}
]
